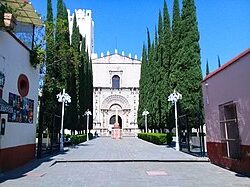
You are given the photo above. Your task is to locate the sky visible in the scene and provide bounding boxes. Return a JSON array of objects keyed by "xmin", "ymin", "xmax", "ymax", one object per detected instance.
[{"xmin": 31, "ymin": 0, "xmax": 250, "ymax": 77}]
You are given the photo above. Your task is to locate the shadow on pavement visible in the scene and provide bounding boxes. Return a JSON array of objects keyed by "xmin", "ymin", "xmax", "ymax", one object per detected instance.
[
  {"xmin": 77, "ymin": 143, "xmax": 92, "ymax": 147},
  {"xmin": 0, "ymin": 149, "xmax": 69, "ymax": 183},
  {"xmin": 235, "ymin": 173, "xmax": 250, "ymax": 178}
]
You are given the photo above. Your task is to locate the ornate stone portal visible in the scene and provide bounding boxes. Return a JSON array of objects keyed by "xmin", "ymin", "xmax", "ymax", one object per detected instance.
[{"xmin": 91, "ymin": 52, "xmax": 141, "ymax": 136}]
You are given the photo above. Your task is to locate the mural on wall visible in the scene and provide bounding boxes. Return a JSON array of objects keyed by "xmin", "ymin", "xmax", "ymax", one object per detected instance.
[{"xmin": 8, "ymin": 92, "xmax": 34, "ymax": 123}]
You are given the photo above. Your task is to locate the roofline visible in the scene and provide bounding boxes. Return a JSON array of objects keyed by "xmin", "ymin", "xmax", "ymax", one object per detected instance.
[
  {"xmin": 92, "ymin": 53, "xmax": 141, "ymax": 62},
  {"xmin": 92, "ymin": 62, "xmax": 141, "ymax": 65},
  {"xmin": 7, "ymin": 30, "xmax": 31, "ymax": 52},
  {"xmin": 203, "ymin": 48, "xmax": 250, "ymax": 82}
]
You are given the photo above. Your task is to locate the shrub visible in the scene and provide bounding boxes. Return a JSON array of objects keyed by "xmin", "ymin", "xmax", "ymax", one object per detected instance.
[
  {"xmin": 138, "ymin": 133, "xmax": 173, "ymax": 145},
  {"xmin": 88, "ymin": 133, "xmax": 93, "ymax": 140},
  {"xmin": 70, "ymin": 134, "xmax": 87, "ymax": 145},
  {"xmin": 166, "ymin": 133, "xmax": 173, "ymax": 145}
]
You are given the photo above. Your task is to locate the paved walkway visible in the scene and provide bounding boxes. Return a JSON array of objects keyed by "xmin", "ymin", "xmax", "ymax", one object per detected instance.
[
  {"xmin": 1, "ymin": 137, "xmax": 250, "ymax": 187},
  {"xmin": 55, "ymin": 137, "xmax": 207, "ymax": 162}
]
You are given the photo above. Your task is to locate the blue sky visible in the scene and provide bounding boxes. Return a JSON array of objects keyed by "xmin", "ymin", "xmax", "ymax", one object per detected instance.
[{"xmin": 31, "ymin": 0, "xmax": 250, "ymax": 77}]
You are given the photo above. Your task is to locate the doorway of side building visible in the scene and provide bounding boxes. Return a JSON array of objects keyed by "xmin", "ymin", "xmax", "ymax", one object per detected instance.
[{"xmin": 109, "ymin": 115, "xmax": 122, "ymax": 129}]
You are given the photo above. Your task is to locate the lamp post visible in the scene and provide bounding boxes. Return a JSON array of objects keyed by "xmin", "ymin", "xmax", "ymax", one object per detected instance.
[
  {"xmin": 168, "ymin": 90, "xmax": 182, "ymax": 151},
  {"xmin": 57, "ymin": 89, "xmax": 71, "ymax": 151},
  {"xmin": 142, "ymin": 110, "xmax": 149, "ymax": 133},
  {"xmin": 84, "ymin": 109, "xmax": 92, "ymax": 141}
]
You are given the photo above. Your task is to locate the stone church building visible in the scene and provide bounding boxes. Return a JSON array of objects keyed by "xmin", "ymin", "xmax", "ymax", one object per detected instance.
[
  {"xmin": 92, "ymin": 51, "xmax": 141, "ymax": 136},
  {"xmin": 68, "ymin": 9, "xmax": 141, "ymax": 136}
]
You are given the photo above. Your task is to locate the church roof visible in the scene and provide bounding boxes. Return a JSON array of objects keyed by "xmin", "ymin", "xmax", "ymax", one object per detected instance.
[{"xmin": 92, "ymin": 52, "xmax": 141, "ymax": 64}]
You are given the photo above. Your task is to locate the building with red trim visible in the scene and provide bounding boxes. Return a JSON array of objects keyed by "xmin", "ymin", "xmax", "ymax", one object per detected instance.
[
  {"xmin": 0, "ymin": 0, "xmax": 42, "ymax": 171},
  {"xmin": 202, "ymin": 48, "xmax": 250, "ymax": 175}
]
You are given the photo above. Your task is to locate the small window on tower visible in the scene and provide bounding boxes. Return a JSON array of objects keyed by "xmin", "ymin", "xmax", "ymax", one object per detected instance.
[{"xmin": 112, "ymin": 75, "xmax": 120, "ymax": 89}]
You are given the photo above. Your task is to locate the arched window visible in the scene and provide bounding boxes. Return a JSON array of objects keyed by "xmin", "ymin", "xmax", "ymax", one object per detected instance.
[{"xmin": 112, "ymin": 75, "xmax": 120, "ymax": 89}]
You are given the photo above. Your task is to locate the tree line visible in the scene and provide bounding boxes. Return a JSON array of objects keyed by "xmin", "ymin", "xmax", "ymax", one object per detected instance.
[
  {"xmin": 39, "ymin": 0, "xmax": 93, "ymax": 137},
  {"xmin": 137, "ymin": 0, "xmax": 203, "ymax": 132}
]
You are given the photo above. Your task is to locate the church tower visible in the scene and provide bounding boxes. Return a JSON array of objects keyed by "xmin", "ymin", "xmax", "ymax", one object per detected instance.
[{"xmin": 68, "ymin": 9, "xmax": 94, "ymax": 56}]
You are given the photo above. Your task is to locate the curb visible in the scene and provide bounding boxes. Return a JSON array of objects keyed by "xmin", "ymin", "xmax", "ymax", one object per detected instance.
[{"xmin": 51, "ymin": 159, "xmax": 209, "ymax": 166}]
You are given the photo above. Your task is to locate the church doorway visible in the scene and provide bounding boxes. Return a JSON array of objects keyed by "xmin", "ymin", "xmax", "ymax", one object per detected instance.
[{"xmin": 109, "ymin": 115, "xmax": 122, "ymax": 128}]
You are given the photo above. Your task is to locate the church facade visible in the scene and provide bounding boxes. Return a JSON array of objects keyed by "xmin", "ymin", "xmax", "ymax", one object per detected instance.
[{"xmin": 92, "ymin": 51, "xmax": 141, "ymax": 136}]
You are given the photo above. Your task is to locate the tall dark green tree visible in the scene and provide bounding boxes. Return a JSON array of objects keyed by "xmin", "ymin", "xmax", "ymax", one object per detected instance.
[
  {"xmin": 78, "ymin": 38, "xmax": 86, "ymax": 131},
  {"xmin": 170, "ymin": 0, "xmax": 181, "ymax": 90},
  {"xmin": 64, "ymin": 13, "xmax": 79, "ymax": 132},
  {"xmin": 206, "ymin": 60, "xmax": 209, "ymax": 75},
  {"xmin": 71, "ymin": 14, "xmax": 80, "ymax": 50},
  {"xmin": 43, "ymin": 0, "xmax": 57, "ymax": 133},
  {"xmin": 218, "ymin": 55, "xmax": 221, "ymax": 67},
  {"xmin": 161, "ymin": 0, "xmax": 172, "ymax": 131},
  {"xmin": 78, "ymin": 38, "xmax": 93, "ymax": 132},
  {"xmin": 178, "ymin": 0, "xmax": 203, "ymax": 127},
  {"xmin": 87, "ymin": 56, "xmax": 93, "ymax": 130},
  {"xmin": 55, "ymin": 0, "xmax": 64, "ymax": 45},
  {"xmin": 137, "ymin": 44, "xmax": 147, "ymax": 129}
]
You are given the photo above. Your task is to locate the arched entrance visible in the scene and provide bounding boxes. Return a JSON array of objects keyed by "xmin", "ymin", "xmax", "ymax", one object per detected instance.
[{"xmin": 109, "ymin": 115, "xmax": 122, "ymax": 128}]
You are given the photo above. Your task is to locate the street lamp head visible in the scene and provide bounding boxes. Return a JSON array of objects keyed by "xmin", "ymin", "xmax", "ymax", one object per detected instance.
[
  {"xmin": 142, "ymin": 110, "xmax": 149, "ymax": 116},
  {"xmin": 57, "ymin": 91, "xmax": 71, "ymax": 104},
  {"xmin": 168, "ymin": 90, "xmax": 182, "ymax": 103},
  {"xmin": 85, "ymin": 109, "xmax": 92, "ymax": 116},
  {"xmin": 63, "ymin": 93, "xmax": 71, "ymax": 104}
]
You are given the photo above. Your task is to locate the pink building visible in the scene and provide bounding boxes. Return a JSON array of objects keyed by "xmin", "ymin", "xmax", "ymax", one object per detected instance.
[{"xmin": 202, "ymin": 48, "xmax": 250, "ymax": 175}]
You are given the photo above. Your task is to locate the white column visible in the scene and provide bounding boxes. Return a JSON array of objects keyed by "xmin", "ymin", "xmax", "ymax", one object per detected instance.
[
  {"xmin": 60, "ymin": 89, "xmax": 65, "ymax": 151},
  {"xmin": 115, "ymin": 108, "xmax": 118, "ymax": 123},
  {"xmin": 145, "ymin": 114, "xmax": 148, "ymax": 133},
  {"xmin": 174, "ymin": 101, "xmax": 179, "ymax": 151},
  {"xmin": 87, "ymin": 114, "xmax": 89, "ymax": 141}
]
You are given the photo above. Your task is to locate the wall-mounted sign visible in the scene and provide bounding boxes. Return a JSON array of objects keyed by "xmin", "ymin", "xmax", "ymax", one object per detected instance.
[{"xmin": 8, "ymin": 92, "xmax": 34, "ymax": 123}]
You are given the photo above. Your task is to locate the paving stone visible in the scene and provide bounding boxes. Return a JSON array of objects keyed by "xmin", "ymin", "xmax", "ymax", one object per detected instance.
[{"xmin": 0, "ymin": 137, "xmax": 249, "ymax": 186}]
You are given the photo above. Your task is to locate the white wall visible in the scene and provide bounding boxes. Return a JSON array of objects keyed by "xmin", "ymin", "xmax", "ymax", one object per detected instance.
[
  {"xmin": 92, "ymin": 54, "xmax": 141, "ymax": 134},
  {"xmin": 0, "ymin": 31, "xmax": 39, "ymax": 149},
  {"xmin": 92, "ymin": 54, "xmax": 141, "ymax": 88}
]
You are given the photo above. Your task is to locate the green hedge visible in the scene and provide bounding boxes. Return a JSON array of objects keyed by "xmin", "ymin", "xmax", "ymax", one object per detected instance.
[
  {"xmin": 70, "ymin": 134, "xmax": 87, "ymax": 145},
  {"xmin": 138, "ymin": 133, "xmax": 173, "ymax": 145},
  {"xmin": 68, "ymin": 133, "xmax": 94, "ymax": 145}
]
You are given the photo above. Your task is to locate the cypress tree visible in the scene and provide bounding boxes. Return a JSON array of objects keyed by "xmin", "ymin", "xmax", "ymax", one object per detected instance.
[
  {"xmin": 178, "ymin": 0, "xmax": 203, "ymax": 127},
  {"xmin": 38, "ymin": 0, "xmax": 54, "ymax": 157},
  {"xmin": 161, "ymin": 0, "xmax": 172, "ymax": 131},
  {"xmin": 145, "ymin": 32, "xmax": 156, "ymax": 131},
  {"xmin": 218, "ymin": 55, "xmax": 221, "ymax": 67},
  {"xmin": 147, "ymin": 28, "xmax": 151, "ymax": 56},
  {"xmin": 170, "ymin": 0, "xmax": 181, "ymax": 90},
  {"xmin": 64, "ymin": 13, "xmax": 80, "ymax": 132},
  {"xmin": 155, "ymin": 11, "xmax": 164, "ymax": 131},
  {"xmin": 206, "ymin": 60, "xmax": 209, "ymax": 75},
  {"xmin": 71, "ymin": 13, "xmax": 80, "ymax": 50},
  {"xmin": 138, "ymin": 44, "xmax": 147, "ymax": 129},
  {"xmin": 64, "ymin": 48, "xmax": 78, "ymax": 131},
  {"xmin": 78, "ymin": 38, "xmax": 91, "ymax": 132},
  {"xmin": 167, "ymin": 0, "xmax": 182, "ymax": 132},
  {"xmin": 43, "ymin": 0, "xmax": 57, "ymax": 135},
  {"xmin": 55, "ymin": 0, "xmax": 64, "ymax": 45}
]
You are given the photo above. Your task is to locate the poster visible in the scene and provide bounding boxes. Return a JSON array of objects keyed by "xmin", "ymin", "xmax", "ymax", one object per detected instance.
[{"xmin": 8, "ymin": 92, "xmax": 34, "ymax": 124}]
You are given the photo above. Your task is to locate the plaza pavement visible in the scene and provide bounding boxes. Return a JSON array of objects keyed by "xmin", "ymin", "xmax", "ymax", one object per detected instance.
[{"xmin": 0, "ymin": 137, "xmax": 250, "ymax": 187}]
